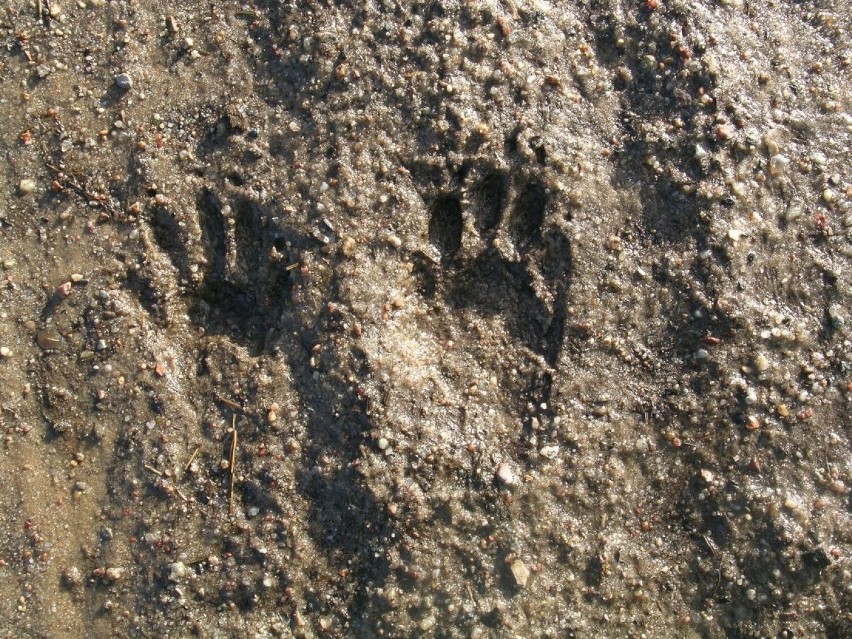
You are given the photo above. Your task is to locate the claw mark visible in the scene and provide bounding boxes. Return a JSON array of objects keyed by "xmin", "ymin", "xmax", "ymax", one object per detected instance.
[
  {"xmin": 233, "ymin": 199, "xmax": 262, "ymax": 284},
  {"xmin": 197, "ymin": 188, "xmax": 228, "ymax": 285},
  {"xmin": 509, "ymin": 182, "xmax": 547, "ymax": 249},
  {"xmin": 428, "ymin": 194, "xmax": 463, "ymax": 260},
  {"xmin": 472, "ymin": 170, "xmax": 507, "ymax": 235}
]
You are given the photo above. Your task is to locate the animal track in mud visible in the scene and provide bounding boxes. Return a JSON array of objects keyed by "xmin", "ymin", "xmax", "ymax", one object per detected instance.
[
  {"xmin": 147, "ymin": 187, "xmax": 300, "ymax": 352},
  {"xmin": 420, "ymin": 166, "xmax": 572, "ymax": 405}
]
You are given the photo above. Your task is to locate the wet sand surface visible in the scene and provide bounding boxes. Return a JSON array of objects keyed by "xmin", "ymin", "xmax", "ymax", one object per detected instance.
[{"xmin": 0, "ymin": 0, "xmax": 851, "ymax": 636}]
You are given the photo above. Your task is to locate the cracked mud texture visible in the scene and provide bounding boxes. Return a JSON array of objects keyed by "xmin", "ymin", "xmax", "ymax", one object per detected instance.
[{"xmin": 0, "ymin": 0, "xmax": 851, "ymax": 637}]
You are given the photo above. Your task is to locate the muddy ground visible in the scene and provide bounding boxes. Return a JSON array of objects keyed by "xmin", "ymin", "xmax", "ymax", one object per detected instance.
[{"xmin": 0, "ymin": 0, "xmax": 850, "ymax": 637}]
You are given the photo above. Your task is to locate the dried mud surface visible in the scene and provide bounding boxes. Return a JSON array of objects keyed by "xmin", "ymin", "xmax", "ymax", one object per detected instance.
[{"xmin": 0, "ymin": 0, "xmax": 851, "ymax": 637}]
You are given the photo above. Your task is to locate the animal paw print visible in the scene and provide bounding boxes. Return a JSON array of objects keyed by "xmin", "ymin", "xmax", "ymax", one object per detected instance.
[
  {"xmin": 418, "ymin": 165, "xmax": 572, "ymax": 410},
  {"xmin": 145, "ymin": 188, "xmax": 299, "ymax": 351}
]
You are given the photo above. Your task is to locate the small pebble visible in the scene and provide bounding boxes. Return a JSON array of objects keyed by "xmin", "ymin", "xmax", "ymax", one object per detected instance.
[
  {"xmin": 19, "ymin": 179, "xmax": 37, "ymax": 194},
  {"xmin": 168, "ymin": 561, "xmax": 186, "ymax": 582},
  {"xmin": 418, "ymin": 616, "xmax": 436, "ymax": 631},
  {"xmin": 0, "ymin": 347, "xmax": 10, "ymax": 358},
  {"xmin": 716, "ymin": 124, "xmax": 736, "ymax": 140},
  {"xmin": 727, "ymin": 228, "xmax": 744, "ymax": 242},
  {"xmin": 539, "ymin": 445, "xmax": 559, "ymax": 459},
  {"xmin": 341, "ymin": 236, "xmax": 357, "ymax": 257},
  {"xmin": 115, "ymin": 73, "xmax": 133, "ymax": 90},
  {"xmin": 104, "ymin": 567, "xmax": 123, "ymax": 581},
  {"xmin": 754, "ymin": 354, "xmax": 769, "ymax": 372},
  {"xmin": 62, "ymin": 566, "xmax": 83, "ymax": 588},
  {"xmin": 495, "ymin": 462, "xmax": 517, "ymax": 487},
  {"xmin": 510, "ymin": 560, "xmax": 530, "ymax": 587},
  {"xmin": 829, "ymin": 480, "xmax": 847, "ymax": 494},
  {"xmin": 37, "ymin": 328, "xmax": 64, "ymax": 350},
  {"xmin": 828, "ymin": 305, "xmax": 845, "ymax": 329},
  {"xmin": 769, "ymin": 154, "xmax": 789, "ymax": 175}
]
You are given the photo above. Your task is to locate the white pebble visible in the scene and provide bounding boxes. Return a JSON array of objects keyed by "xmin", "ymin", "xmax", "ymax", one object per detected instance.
[
  {"xmin": 769, "ymin": 154, "xmax": 789, "ymax": 175},
  {"xmin": 495, "ymin": 462, "xmax": 517, "ymax": 487},
  {"xmin": 539, "ymin": 445, "xmax": 559, "ymax": 459},
  {"xmin": 168, "ymin": 561, "xmax": 187, "ymax": 582}
]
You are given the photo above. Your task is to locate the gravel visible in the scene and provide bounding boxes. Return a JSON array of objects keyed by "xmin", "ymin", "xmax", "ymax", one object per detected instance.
[{"xmin": 0, "ymin": 0, "xmax": 850, "ymax": 637}]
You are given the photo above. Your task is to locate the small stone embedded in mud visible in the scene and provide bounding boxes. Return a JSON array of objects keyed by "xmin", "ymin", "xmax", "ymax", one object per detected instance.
[
  {"xmin": 19, "ymin": 179, "xmax": 37, "ymax": 194},
  {"xmin": 168, "ymin": 561, "xmax": 187, "ymax": 582},
  {"xmin": 36, "ymin": 328, "xmax": 64, "ymax": 350},
  {"xmin": 716, "ymin": 123, "xmax": 736, "ymax": 140},
  {"xmin": 539, "ymin": 445, "xmax": 559, "ymax": 459},
  {"xmin": 495, "ymin": 462, "xmax": 518, "ymax": 487},
  {"xmin": 769, "ymin": 154, "xmax": 789, "ymax": 175},
  {"xmin": 62, "ymin": 566, "xmax": 83, "ymax": 589},
  {"xmin": 828, "ymin": 305, "xmax": 845, "ymax": 329},
  {"xmin": 510, "ymin": 560, "xmax": 531, "ymax": 587},
  {"xmin": 341, "ymin": 236, "xmax": 357, "ymax": 257},
  {"xmin": 104, "ymin": 567, "xmax": 124, "ymax": 582},
  {"xmin": 115, "ymin": 73, "xmax": 133, "ymax": 90}
]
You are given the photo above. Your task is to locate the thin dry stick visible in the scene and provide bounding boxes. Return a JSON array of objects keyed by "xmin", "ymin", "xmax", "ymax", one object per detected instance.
[
  {"xmin": 216, "ymin": 394, "xmax": 241, "ymax": 411},
  {"xmin": 144, "ymin": 464, "xmax": 163, "ymax": 476},
  {"xmin": 184, "ymin": 446, "xmax": 200, "ymax": 473},
  {"xmin": 229, "ymin": 414, "xmax": 237, "ymax": 515}
]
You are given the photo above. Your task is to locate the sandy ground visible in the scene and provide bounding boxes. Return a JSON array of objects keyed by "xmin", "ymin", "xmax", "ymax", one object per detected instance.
[{"xmin": 0, "ymin": 0, "xmax": 851, "ymax": 637}]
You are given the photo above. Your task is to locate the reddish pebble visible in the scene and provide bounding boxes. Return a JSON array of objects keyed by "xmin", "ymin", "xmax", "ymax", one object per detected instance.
[
  {"xmin": 796, "ymin": 408, "xmax": 814, "ymax": 421},
  {"xmin": 716, "ymin": 124, "xmax": 736, "ymax": 140},
  {"xmin": 496, "ymin": 16, "xmax": 512, "ymax": 37}
]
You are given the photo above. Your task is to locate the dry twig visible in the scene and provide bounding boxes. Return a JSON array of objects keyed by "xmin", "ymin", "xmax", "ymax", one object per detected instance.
[{"xmin": 229, "ymin": 414, "xmax": 237, "ymax": 515}]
